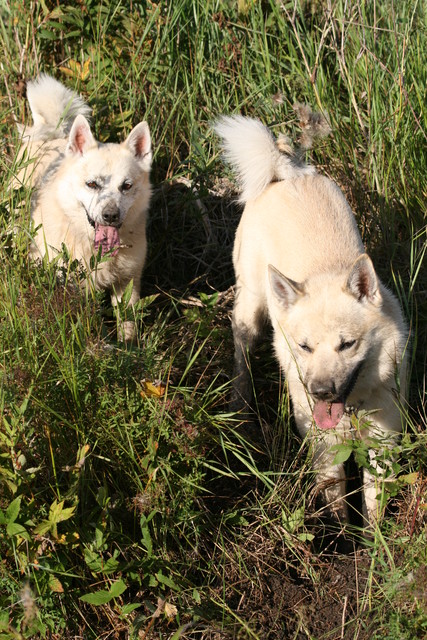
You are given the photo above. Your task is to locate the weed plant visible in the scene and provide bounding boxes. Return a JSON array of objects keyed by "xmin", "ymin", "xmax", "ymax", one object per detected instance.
[{"xmin": 0, "ymin": 1, "xmax": 425, "ymax": 638}]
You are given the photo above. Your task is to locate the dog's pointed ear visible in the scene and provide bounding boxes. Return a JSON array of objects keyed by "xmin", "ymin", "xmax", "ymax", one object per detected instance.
[
  {"xmin": 269, "ymin": 264, "xmax": 305, "ymax": 309},
  {"xmin": 125, "ymin": 121, "xmax": 152, "ymax": 170},
  {"xmin": 346, "ymin": 254, "xmax": 380, "ymax": 304},
  {"xmin": 67, "ymin": 114, "xmax": 96, "ymax": 155}
]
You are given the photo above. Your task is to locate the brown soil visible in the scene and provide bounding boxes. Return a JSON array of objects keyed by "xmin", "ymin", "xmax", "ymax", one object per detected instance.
[{"xmin": 232, "ymin": 550, "xmax": 372, "ymax": 639}]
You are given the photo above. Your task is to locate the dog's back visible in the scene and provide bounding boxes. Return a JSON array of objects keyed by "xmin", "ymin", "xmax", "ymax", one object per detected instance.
[
  {"xmin": 215, "ymin": 115, "xmax": 364, "ymax": 284},
  {"xmin": 237, "ymin": 174, "xmax": 364, "ymax": 284}
]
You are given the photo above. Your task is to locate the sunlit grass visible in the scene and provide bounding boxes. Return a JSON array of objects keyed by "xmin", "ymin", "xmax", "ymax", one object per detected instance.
[{"xmin": 0, "ymin": 0, "xmax": 425, "ymax": 638}]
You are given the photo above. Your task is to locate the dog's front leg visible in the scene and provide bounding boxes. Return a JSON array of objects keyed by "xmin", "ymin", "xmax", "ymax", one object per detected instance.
[
  {"xmin": 291, "ymin": 383, "xmax": 349, "ymax": 523},
  {"xmin": 111, "ymin": 279, "xmax": 140, "ymax": 342},
  {"xmin": 362, "ymin": 433, "xmax": 400, "ymax": 526},
  {"xmin": 231, "ymin": 325, "xmax": 255, "ymax": 413},
  {"xmin": 362, "ymin": 462, "xmax": 383, "ymax": 526},
  {"xmin": 312, "ymin": 437, "xmax": 349, "ymax": 524},
  {"xmin": 230, "ymin": 288, "xmax": 265, "ymax": 414},
  {"xmin": 360, "ymin": 391, "xmax": 405, "ymax": 526}
]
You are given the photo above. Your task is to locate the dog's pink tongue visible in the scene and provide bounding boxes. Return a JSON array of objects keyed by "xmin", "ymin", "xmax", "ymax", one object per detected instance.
[
  {"xmin": 94, "ymin": 224, "xmax": 120, "ymax": 256},
  {"xmin": 313, "ymin": 400, "xmax": 344, "ymax": 430}
]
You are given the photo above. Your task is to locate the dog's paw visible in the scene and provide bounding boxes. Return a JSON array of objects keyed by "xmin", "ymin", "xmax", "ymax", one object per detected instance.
[{"xmin": 118, "ymin": 319, "xmax": 137, "ymax": 343}]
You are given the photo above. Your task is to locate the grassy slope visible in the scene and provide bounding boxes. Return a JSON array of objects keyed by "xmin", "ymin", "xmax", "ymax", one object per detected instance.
[{"xmin": 0, "ymin": 1, "xmax": 426, "ymax": 638}]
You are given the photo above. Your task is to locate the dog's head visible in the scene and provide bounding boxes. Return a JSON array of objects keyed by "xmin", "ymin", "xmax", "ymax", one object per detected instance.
[
  {"xmin": 269, "ymin": 254, "xmax": 386, "ymax": 429},
  {"xmin": 59, "ymin": 114, "xmax": 152, "ymax": 255}
]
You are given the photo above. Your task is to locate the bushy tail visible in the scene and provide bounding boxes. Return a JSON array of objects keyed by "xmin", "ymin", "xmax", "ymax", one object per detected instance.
[
  {"xmin": 21, "ymin": 74, "xmax": 91, "ymax": 140},
  {"xmin": 214, "ymin": 115, "xmax": 315, "ymax": 203}
]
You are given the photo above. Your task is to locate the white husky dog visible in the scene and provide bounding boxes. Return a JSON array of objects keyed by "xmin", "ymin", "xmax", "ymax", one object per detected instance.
[
  {"xmin": 215, "ymin": 115, "xmax": 408, "ymax": 525},
  {"xmin": 16, "ymin": 75, "xmax": 152, "ymax": 340}
]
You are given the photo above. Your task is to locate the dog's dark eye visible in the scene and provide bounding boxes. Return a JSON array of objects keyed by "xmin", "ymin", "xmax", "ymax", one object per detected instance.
[
  {"xmin": 86, "ymin": 180, "xmax": 100, "ymax": 190},
  {"xmin": 339, "ymin": 340, "xmax": 356, "ymax": 351},
  {"xmin": 120, "ymin": 180, "xmax": 132, "ymax": 192},
  {"xmin": 299, "ymin": 343, "xmax": 313, "ymax": 353}
]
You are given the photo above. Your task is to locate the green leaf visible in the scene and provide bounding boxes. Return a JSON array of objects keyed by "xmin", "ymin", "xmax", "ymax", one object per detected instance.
[
  {"xmin": 33, "ymin": 519, "xmax": 52, "ymax": 536},
  {"xmin": 155, "ymin": 571, "xmax": 179, "ymax": 591},
  {"xmin": 5, "ymin": 497, "xmax": 21, "ymax": 523},
  {"xmin": 223, "ymin": 510, "xmax": 249, "ymax": 526},
  {"xmin": 80, "ymin": 589, "xmax": 114, "ymax": 605},
  {"xmin": 95, "ymin": 526, "xmax": 104, "ymax": 549},
  {"xmin": 18, "ymin": 393, "xmax": 31, "ymax": 415},
  {"xmin": 39, "ymin": 28, "xmax": 59, "ymax": 40},
  {"xmin": 121, "ymin": 279, "xmax": 134, "ymax": 307},
  {"xmin": 298, "ymin": 532, "xmax": 315, "ymax": 542},
  {"xmin": 49, "ymin": 575, "xmax": 64, "ymax": 593},
  {"xmin": 398, "ymin": 472, "xmax": 419, "ymax": 485},
  {"xmin": 0, "ymin": 610, "xmax": 9, "ymax": 629},
  {"xmin": 6, "ymin": 521, "xmax": 30, "ymax": 539},
  {"xmin": 332, "ymin": 444, "xmax": 353, "ymax": 465},
  {"xmin": 148, "ymin": 574, "xmax": 158, "ymax": 587},
  {"xmin": 108, "ymin": 579, "xmax": 127, "ymax": 598},
  {"xmin": 80, "ymin": 580, "xmax": 127, "ymax": 605},
  {"xmin": 120, "ymin": 603, "xmax": 141, "ymax": 615},
  {"xmin": 283, "ymin": 507, "xmax": 304, "ymax": 533},
  {"xmin": 49, "ymin": 499, "xmax": 76, "ymax": 524},
  {"xmin": 353, "ymin": 447, "xmax": 370, "ymax": 468},
  {"xmin": 384, "ymin": 481, "xmax": 400, "ymax": 497},
  {"xmin": 140, "ymin": 518, "xmax": 153, "ymax": 557},
  {"xmin": 84, "ymin": 548, "xmax": 103, "ymax": 572},
  {"xmin": 103, "ymin": 556, "xmax": 120, "ymax": 574}
]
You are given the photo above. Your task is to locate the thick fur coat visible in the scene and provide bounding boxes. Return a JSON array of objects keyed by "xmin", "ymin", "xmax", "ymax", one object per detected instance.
[
  {"xmin": 16, "ymin": 75, "xmax": 152, "ymax": 340},
  {"xmin": 215, "ymin": 115, "xmax": 408, "ymax": 524}
]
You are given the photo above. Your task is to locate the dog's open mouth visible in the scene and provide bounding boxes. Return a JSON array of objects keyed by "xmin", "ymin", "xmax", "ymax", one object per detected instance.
[
  {"xmin": 94, "ymin": 223, "xmax": 120, "ymax": 257},
  {"xmin": 313, "ymin": 399, "xmax": 345, "ymax": 430},
  {"xmin": 84, "ymin": 208, "xmax": 121, "ymax": 257},
  {"xmin": 311, "ymin": 361, "xmax": 364, "ymax": 430}
]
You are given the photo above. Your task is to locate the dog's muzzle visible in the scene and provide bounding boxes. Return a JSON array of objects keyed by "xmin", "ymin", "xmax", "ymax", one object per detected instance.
[
  {"xmin": 101, "ymin": 203, "xmax": 121, "ymax": 227},
  {"xmin": 309, "ymin": 361, "xmax": 364, "ymax": 430}
]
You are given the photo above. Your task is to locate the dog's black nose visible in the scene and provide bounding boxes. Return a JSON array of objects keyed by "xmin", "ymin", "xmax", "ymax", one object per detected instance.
[
  {"xmin": 309, "ymin": 381, "xmax": 337, "ymax": 401},
  {"xmin": 102, "ymin": 203, "xmax": 120, "ymax": 225}
]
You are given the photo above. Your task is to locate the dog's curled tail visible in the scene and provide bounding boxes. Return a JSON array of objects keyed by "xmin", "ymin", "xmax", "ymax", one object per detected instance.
[
  {"xmin": 21, "ymin": 74, "xmax": 91, "ymax": 140},
  {"xmin": 214, "ymin": 115, "xmax": 315, "ymax": 203}
]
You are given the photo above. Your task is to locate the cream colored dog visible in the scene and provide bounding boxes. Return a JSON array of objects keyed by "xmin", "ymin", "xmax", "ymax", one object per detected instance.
[
  {"xmin": 215, "ymin": 115, "xmax": 408, "ymax": 525},
  {"xmin": 16, "ymin": 75, "xmax": 152, "ymax": 340}
]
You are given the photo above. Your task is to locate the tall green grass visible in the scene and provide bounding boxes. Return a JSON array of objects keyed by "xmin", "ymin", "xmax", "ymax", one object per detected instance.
[{"xmin": 0, "ymin": 0, "xmax": 425, "ymax": 638}]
